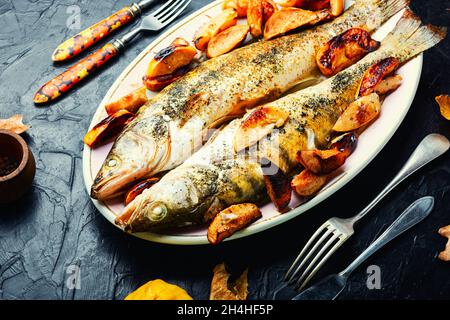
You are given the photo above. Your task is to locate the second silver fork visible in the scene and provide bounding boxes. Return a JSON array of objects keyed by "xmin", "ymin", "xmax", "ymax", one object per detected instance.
[{"xmin": 285, "ymin": 133, "xmax": 450, "ymax": 290}]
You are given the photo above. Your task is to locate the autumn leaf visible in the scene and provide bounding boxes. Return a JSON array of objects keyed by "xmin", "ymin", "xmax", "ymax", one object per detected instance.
[
  {"xmin": 0, "ymin": 115, "xmax": 29, "ymax": 134},
  {"xmin": 436, "ymin": 95, "xmax": 450, "ymax": 120}
]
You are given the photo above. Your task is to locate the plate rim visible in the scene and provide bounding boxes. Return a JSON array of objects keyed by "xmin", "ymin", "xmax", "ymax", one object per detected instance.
[{"xmin": 82, "ymin": 1, "xmax": 423, "ymax": 245}]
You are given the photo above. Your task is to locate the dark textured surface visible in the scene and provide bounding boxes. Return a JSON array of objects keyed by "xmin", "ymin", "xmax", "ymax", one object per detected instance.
[{"xmin": 0, "ymin": 0, "xmax": 449, "ymax": 300}]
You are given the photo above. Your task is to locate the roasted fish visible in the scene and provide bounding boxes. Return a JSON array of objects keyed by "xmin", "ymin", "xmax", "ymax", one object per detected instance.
[
  {"xmin": 91, "ymin": 0, "xmax": 410, "ymax": 200},
  {"xmin": 116, "ymin": 9, "xmax": 446, "ymax": 232}
]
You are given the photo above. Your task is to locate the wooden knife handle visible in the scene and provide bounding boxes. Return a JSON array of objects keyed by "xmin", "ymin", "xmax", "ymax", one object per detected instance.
[
  {"xmin": 52, "ymin": 6, "xmax": 136, "ymax": 62},
  {"xmin": 34, "ymin": 43, "xmax": 119, "ymax": 104}
]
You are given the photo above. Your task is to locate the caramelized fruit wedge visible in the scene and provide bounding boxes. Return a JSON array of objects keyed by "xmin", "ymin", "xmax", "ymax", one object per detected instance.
[
  {"xmin": 208, "ymin": 203, "xmax": 262, "ymax": 245},
  {"xmin": 297, "ymin": 148, "xmax": 347, "ymax": 175},
  {"xmin": 262, "ymin": 0, "xmax": 277, "ymax": 23},
  {"xmin": 105, "ymin": 86, "xmax": 148, "ymax": 116},
  {"xmin": 234, "ymin": 105, "xmax": 290, "ymax": 152},
  {"xmin": 84, "ymin": 110, "xmax": 134, "ymax": 148},
  {"xmin": 316, "ymin": 28, "xmax": 380, "ymax": 77},
  {"xmin": 262, "ymin": 159, "xmax": 292, "ymax": 212},
  {"xmin": 264, "ymin": 7, "xmax": 332, "ymax": 40},
  {"xmin": 143, "ymin": 66, "xmax": 190, "ymax": 92},
  {"xmin": 277, "ymin": 0, "xmax": 330, "ymax": 10},
  {"xmin": 332, "ymin": 93, "xmax": 381, "ymax": 132},
  {"xmin": 146, "ymin": 38, "xmax": 197, "ymax": 78},
  {"xmin": 247, "ymin": 0, "xmax": 264, "ymax": 38},
  {"xmin": 124, "ymin": 178, "xmax": 160, "ymax": 206},
  {"xmin": 223, "ymin": 0, "xmax": 249, "ymax": 17},
  {"xmin": 194, "ymin": 8, "xmax": 238, "ymax": 51},
  {"xmin": 291, "ymin": 169, "xmax": 327, "ymax": 197},
  {"xmin": 207, "ymin": 24, "xmax": 250, "ymax": 58},
  {"xmin": 330, "ymin": 132, "xmax": 358, "ymax": 157},
  {"xmin": 358, "ymin": 57, "xmax": 400, "ymax": 97},
  {"xmin": 330, "ymin": 0, "xmax": 344, "ymax": 16},
  {"xmin": 373, "ymin": 75, "xmax": 402, "ymax": 96}
]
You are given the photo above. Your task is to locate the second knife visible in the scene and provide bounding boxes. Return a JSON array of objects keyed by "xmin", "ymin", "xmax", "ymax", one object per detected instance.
[{"xmin": 52, "ymin": 0, "xmax": 160, "ymax": 62}]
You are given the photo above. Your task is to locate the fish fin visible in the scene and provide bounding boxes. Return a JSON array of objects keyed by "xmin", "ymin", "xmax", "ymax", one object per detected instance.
[
  {"xmin": 353, "ymin": 0, "xmax": 411, "ymax": 32},
  {"xmin": 383, "ymin": 8, "xmax": 446, "ymax": 62},
  {"xmin": 234, "ymin": 106, "xmax": 290, "ymax": 152}
]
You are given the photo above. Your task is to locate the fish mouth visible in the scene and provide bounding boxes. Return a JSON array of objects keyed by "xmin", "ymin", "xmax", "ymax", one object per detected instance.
[
  {"xmin": 92, "ymin": 118, "xmax": 171, "ymax": 201},
  {"xmin": 90, "ymin": 167, "xmax": 148, "ymax": 201}
]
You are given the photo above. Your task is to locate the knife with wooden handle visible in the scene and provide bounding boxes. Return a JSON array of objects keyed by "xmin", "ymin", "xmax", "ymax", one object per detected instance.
[
  {"xmin": 52, "ymin": 0, "xmax": 159, "ymax": 62},
  {"xmin": 34, "ymin": 43, "xmax": 120, "ymax": 104}
]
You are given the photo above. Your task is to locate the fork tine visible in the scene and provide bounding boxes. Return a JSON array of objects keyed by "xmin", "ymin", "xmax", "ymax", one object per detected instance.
[
  {"xmin": 298, "ymin": 239, "xmax": 347, "ymax": 292},
  {"xmin": 286, "ymin": 228, "xmax": 335, "ymax": 285},
  {"xmin": 159, "ymin": 0, "xmax": 191, "ymax": 25},
  {"xmin": 284, "ymin": 222, "xmax": 331, "ymax": 282},
  {"xmin": 296, "ymin": 236, "xmax": 345, "ymax": 291},
  {"xmin": 152, "ymin": 0, "xmax": 178, "ymax": 17}
]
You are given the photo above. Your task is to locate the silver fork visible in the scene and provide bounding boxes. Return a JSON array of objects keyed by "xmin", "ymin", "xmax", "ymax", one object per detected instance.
[
  {"xmin": 112, "ymin": 0, "xmax": 192, "ymax": 51},
  {"xmin": 285, "ymin": 134, "xmax": 450, "ymax": 290}
]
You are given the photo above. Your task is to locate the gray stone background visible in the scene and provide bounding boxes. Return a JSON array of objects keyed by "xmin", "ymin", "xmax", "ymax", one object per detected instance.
[{"xmin": 0, "ymin": 0, "xmax": 449, "ymax": 300}]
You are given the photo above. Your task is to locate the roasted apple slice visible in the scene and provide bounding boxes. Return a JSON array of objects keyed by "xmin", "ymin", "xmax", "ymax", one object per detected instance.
[
  {"xmin": 247, "ymin": 0, "xmax": 264, "ymax": 38},
  {"xmin": 146, "ymin": 38, "xmax": 197, "ymax": 78},
  {"xmin": 261, "ymin": 159, "xmax": 292, "ymax": 212},
  {"xmin": 330, "ymin": 0, "xmax": 344, "ymax": 16},
  {"xmin": 373, "ymin": 74, "xmax": 402, "ymax": 96},
  {"xmin": 105, "ymin": 86, "xmax": 148, "ymax": 116},
  {"xmin": 291, "ymin": 169, "xmax": 327, "ymax": 197},
  {"xmin": 297, "ymin": 148, "xmax": 347, "ymax": 175},
  {"xmin": 223, "ymin": 0, "xmax": 249, "ymax": 17},
  {"xmin": 316, "ymin": 28, "xmax": 380, "ymax": 77},
  {"xmin": 234, "ymin": 105, "xmax": 290, "ymax": 152},
  {"xmin": 333, "ymin": 93, "xmax": 381, "ymax": 132},
  {"xmin": 358, "ymin": 57, "xmax": 400, "ymax": 97},
  {"xmin": 194, "ymin": 8, "xmax": 238, "ymax": 51},
  {"xmin": 84, "ymin": 110, "xmax": 134, "ymax": 148},
  {"xmin": 262, "ymin": 0, "xmax": 277, "ymax": 23},
  {"xmin": 207, "ymin": 24, "xmax": 250, "ymax": 58},
  {"xmin": 330, "ymin": 132, "xmax": 358, "ymax": 157},
  {"xmin": 264, "ymin": 7, "xmax": 332, "ymax": 40},
  {"xmin": 143, "ymin": 65, "xmax": 190, "ymax": 92},
  {"xmin": 124, "ymin": 178, "xmax": 160, "ymax": 206},
  {"xmin": 207, "ymin": 203, "xmax": 262, "ymax": 245}
]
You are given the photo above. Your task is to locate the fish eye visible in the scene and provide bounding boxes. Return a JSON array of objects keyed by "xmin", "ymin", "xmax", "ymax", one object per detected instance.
[
  {"xmin": 145, "ymin": 202, "xmax": 167, "ymax": 222},
  {"xmin": 106, "ymin": 157, "xmax": 120, "ymax": 168}
]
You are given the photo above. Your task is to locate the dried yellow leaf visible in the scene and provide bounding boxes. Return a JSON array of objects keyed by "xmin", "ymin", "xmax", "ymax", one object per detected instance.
[
  {"xmin": 436, "ymin": 95, "xmax": 450, "ymax": 120},
  {"xmin": 210, "ymin": 263, "xmax": 249, "ymax": 300},
  {"xmin": 438, "ymin": 225, "xmax": 450, "ymax": 262},
  {"xmin": 0, "ymin": 115, "xmax": 29, "ymax": 134}
]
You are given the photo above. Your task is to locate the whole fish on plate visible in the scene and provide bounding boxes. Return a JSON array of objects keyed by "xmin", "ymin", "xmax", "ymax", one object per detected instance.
[
  {"xmin": 116, "ymin": 9, "xmax": 446, "ymax": 232},
  {"xmin": 91, "ymin": 0, "xmax": 410, "ymax": 200}
]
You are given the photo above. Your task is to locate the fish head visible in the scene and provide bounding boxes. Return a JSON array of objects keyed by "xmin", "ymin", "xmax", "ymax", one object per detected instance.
[
  {"xmin": 91, "ymin": 116, "xmax": 170, "ymax": 200},
  {"xmin": 116, "ymin": 166, "xmax": 219, "ymax": 232}
]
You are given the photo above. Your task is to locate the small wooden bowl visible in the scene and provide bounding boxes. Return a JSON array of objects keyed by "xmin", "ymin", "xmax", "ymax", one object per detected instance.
[{"xmin": 0, "ymin": 130, "xmax": 36, "ymax": 204}]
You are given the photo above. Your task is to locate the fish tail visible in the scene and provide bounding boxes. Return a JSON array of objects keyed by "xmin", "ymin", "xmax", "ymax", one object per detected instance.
[
  {"xmin": 328, "ymin": 0, "xmax": 410, "ymax": 35},
  {"xmin": 366, "ymin": 0, "xmax": 411, "ymax": 26},
  {"xmin": 382, "ymin": 8, "xmax": 447, "ymax": 62}
]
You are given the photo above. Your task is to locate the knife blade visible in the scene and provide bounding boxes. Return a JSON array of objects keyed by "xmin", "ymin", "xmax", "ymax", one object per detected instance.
[
  {"xmin": 292, "ymin": 196, "xmax": 435, "ymax": 300},
  {"xmin": 52, "ymin": 0, "xmax": 160, "ymax": 62}
]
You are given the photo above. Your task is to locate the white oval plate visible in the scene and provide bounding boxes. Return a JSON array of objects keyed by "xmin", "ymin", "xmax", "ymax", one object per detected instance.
[{"xmin": 83, "ymin": 1, "xmax": 422, "ymax": 245}]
